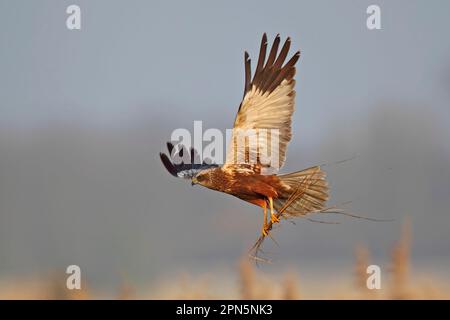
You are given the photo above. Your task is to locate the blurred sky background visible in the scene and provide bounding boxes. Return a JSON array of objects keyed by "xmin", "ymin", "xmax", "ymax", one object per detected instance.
[{"xmin": 0, "ymin": 0, "xmax": 450, "ymax": 291}]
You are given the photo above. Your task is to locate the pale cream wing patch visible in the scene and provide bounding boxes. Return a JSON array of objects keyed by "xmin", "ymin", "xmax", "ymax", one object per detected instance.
[
  {"xmin": 225, "ymin": 79, "xmax": 296, "ymax": 173},
  {"xmin": 224, "ymin": 34, "xmax": 300, "ymax": 173}
]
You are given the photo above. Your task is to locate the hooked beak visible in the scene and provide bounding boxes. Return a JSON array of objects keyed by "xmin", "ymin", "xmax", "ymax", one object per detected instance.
[{"xmin": 191, "ymin": 177, "xmax": 198, "ymax": 186}]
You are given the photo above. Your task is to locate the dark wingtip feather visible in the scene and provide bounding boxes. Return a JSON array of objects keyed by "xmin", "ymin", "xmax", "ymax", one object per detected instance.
[
  {"xmin": 160, "ymin": 142, "xmax": 219, "ymax": 180},
  {"xmin": 179, "ymin": 145, "xmax": 184, "ymax": 157},
  {"xmin": 249, "ymin": 35, "xmax": 300, "ymax": 95},
  {"xmin": 166, "ymin": 142, "xmax": 174, "ymax": 155},
  {"xmin": 160, "ymin": 152, "xmax": 178, "ymax": 177},
  {"xmin": 253, "ymin": 34, "xmax": 268, "ymax": 85},
  {"xmin": 273, "ymin": 37, "xmax": 291, "ymax": 69},
  {"xmin": 190, "ymin": 147, "xmax": 195, "ymax": 164},
  {"xmin": 244, "ymin": 51, "xmax": 252, "ymax": 97},
  {"xmin": 284, "ymin": 51, "xmax": 300, "ymax": 69},
  {"xmin": 266, "ymin": 35, "xmax": 280, "ymax": 67}
]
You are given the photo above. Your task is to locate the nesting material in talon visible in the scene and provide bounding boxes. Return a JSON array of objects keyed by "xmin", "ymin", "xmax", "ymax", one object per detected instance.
[{"xmin": 271, "ymin": 214, "xmax": 280, "ymax": 224}]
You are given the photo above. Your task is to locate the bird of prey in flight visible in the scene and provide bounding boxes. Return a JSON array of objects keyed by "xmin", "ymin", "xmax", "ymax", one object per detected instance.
[{"xmin": 160, "ymin": 34, "xmax": 329, "ymax": 243}]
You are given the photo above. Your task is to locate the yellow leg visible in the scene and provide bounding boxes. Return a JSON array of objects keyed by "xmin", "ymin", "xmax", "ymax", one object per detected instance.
[
  {"xmin": 261, "ymin": 202, "xmax": 269, "ymax": 236},
  {"xmin": 269, "ymin": 197, "xmax": 280, "ymax": 223}
]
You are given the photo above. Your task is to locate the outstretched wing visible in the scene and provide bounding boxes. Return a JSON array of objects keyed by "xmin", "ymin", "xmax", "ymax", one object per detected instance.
[
  {"xmin": 160, "ymin": 142, "xmax": 218, "ymax": 179},
  {"xmin": 225, "ymin": 34, "xmax": 300, "ymax": 173}
]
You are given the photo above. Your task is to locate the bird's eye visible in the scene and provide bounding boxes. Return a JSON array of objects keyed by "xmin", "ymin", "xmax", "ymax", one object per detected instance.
[{"xmin": 197, "ymin": 175, "xmax": 205, "ymax": 182}]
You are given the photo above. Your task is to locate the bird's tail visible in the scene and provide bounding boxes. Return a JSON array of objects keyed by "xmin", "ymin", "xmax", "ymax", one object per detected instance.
[{"xmin": 274, "ymin": 166, "xmax": 329, "ymax": 216}]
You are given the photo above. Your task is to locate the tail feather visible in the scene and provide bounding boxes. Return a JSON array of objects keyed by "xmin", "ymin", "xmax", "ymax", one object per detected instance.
[{"xmin": 275, "ymin": 166, "xmax": 329, "ymax": 216}]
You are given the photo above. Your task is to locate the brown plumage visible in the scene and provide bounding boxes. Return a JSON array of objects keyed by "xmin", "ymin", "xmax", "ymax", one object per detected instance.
[{"xmin": 160, "ymin": 34, "xmax": 329, "ymax": 239}]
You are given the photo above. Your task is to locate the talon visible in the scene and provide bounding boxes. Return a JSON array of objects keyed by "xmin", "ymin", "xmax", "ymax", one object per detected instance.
[
  {"xmin": 271, "ymin": 214, "xmax": 280, "ymax": 223},
  {"xmin": 261, "ymin": 201, "xmax": 269, "ymax": 237},
  {"xmin": 268, "ymin": 197, "xmax": 279, "ymax": 223}
]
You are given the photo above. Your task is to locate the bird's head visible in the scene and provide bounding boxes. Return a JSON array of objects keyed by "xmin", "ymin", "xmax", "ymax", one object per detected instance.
[{"xmin": 191, "ymin": 169, "xmax": 214, "ymax": 188}]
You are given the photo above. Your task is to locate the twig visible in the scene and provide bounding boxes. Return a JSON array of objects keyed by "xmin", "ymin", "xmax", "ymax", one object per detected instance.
[{"xmin": 248, "ymin": 170, "xmax": 394, "ymax": 262}]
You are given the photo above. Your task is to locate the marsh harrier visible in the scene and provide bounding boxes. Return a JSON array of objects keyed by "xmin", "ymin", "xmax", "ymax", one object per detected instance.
[{"xmin": 160, "ymin": 34, "xmax": 329, "ymax": 238}]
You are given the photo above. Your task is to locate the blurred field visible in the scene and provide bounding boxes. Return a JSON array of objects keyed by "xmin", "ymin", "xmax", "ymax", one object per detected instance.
[{"xmin": 0, "ymin": 220, "xmax": 449, "ymax": 300}]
